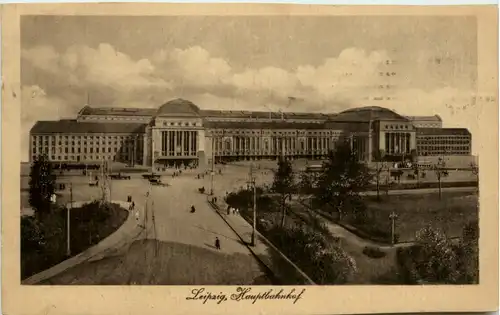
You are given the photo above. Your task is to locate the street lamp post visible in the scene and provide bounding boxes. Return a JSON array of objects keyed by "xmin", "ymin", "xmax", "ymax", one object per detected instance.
[
  {"xmin": 389, "ymin": 211, "xmax": 398, "ymax": 245},
  {"xmin": 247, "ymin": 164, "xmax": 257, "ymax": 247},
  {"xmin": 209, "ymin": 135, "xmax": 215, "ymax": 195},
  {"xmin": 67, "ymin": 182, "xmax": 73, "ymax": 256}
]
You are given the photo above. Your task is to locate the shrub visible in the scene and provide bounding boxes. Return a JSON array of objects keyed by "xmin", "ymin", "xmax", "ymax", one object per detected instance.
[
  {"xmin": 265, "ymin": 224, "xmax": 356, "ymax": 284},
  {"xmin": 396, "ymin": 225, "xmax": 478, "ymax": 284},
  {"xmin": 362, "ymin": 246, "xmax": 387, "ymax": 259}
]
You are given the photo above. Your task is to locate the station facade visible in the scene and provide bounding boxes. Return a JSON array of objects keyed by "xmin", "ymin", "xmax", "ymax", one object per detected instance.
[{"xmin": 30, "ymin": 98, "xmax": 472, "ymax": 169}]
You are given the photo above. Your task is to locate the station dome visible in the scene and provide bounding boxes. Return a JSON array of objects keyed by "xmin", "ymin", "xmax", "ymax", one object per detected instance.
[
  {"xmin": 331, "ymin": 106, "xmax": 408, "ymax": 122},
  {"xmin": 156, "ymin": 98, "xmax": 201, "ymax": 116}
]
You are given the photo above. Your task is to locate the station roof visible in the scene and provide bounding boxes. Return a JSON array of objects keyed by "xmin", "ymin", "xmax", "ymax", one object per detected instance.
[
  {"xmin": 30, "ymin": 120, "xmax": 147, "ymax": 134},
  {"xmin": 78, "ymin": 106, "xmax": 156, "ymax": 117},
  {"xmin": 405, "ymin": 115, "xmax": 442, "ymax": 122},
  {"xmin": 203, "ymin": 120, "xmax": 369, "ymax": 131},
  {"xmin": 330, "ymin": 106, "xmax": 409, "ymax": 122},
  {"xmin": 156, "ymin": 98, "xmax": 202, "ymax": 116},
  {"xmin": 201, "ymin": 109, "xmax": 327, "ymax": 120},
  {"xmin": 416, "ymin": 128, "xmax": 471, "ymax": 136},
  {"xmin": 203, "ymin": 120, "xmax": 326, "ymax": 130}
]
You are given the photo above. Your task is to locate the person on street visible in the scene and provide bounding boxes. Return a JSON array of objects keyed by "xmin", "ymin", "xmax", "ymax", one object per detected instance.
[
  {"xmin": 215, "ymin": 237, "xmax": 221, "ymax": 250},
  {"xmin": 135, "ymin": 208, "xmax": 140, "ymax": 224},
  {"xmin": 191, "ymin": 205, "xmax": 196, "ymax": 213}
]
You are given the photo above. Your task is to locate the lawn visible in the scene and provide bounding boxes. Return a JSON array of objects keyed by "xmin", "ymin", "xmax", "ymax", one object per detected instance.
[{"xmin": 350, "ymin": 191, "xmax": 478, "ymax": 243}]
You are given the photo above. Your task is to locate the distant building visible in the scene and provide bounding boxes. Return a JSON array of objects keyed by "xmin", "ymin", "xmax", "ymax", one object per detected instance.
[
  {"xmin": 29, "ymin": 99, "xmax": 473, "ymax": 170},
  {"xmin": 405, "ymin": 115, "xmax": 443, "ymax": 128}
]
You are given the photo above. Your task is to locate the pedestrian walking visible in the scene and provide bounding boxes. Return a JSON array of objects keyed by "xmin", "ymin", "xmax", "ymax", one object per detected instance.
[
  {"xmin": 227, "ymin": 206, "xmax": 231, "ymax": 215},
  {"xmin": 134, "ymin": 208, "xmax": 140, "ymax": 224},
  {"xmin": 215, "ymin": 237, "xmax": 221, "ymax": 250}
]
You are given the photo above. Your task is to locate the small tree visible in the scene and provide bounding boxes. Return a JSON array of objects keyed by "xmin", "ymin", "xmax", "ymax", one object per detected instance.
[
  {"xmin": 373, "ymin": 150, "xmax": 387, "ymax": 201},
  {"xmin": 271, "ymin": 158, "xmax": 295, "ymax": 227},
  {"xmin": 29, "ymin": 154, "xmax": 56, "ymax": 217},
  {"xmin": 314, "ymin": 141, "xmax": 372, "ymax": 221},
  {"xmin": 431, "ymin": 157, "xmax": 447, "ymax": 199}
]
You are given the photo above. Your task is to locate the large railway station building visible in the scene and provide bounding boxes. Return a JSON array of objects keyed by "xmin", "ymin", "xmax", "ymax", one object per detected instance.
[{"xmin": 29, "ymin": 98, "xmax": 473, "ymax": 170}]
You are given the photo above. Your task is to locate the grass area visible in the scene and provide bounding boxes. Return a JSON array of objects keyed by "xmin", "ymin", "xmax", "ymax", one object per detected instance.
[
  {"xmin": 21, "ymin": 202, "xmax": 128, "ymax": 280},
  {"xmin": 39, "ymin": 239, "xmax": 272, "ymax": 285},
  {"xmin": 277, "ymin": 191, "xmax": 478, "ymax": 284},
  {"xmin": 356, "ymin": 191, "xmax": 478, "ymax": 243}
]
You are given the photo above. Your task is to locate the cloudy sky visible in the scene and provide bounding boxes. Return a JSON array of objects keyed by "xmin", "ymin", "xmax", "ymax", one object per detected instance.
[{"xmin": 21, "ymin": 15, "xmax": 480, "ymax": 160}]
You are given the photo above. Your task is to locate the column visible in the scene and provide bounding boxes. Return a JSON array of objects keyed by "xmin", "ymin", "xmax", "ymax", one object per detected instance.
[
  {"xmin": 189, "ymin": 131, "xmax": 193, "ymax": 156},
  {"xmin": 168, "ymin": 131, "xmax": 171, "ymax": 155},
  {"xmin": 391, "ymin": 133, "xmax": 395, "ymax": 153},
  {"xmin": 174, "ymin": 131, "xmax": 178, "ymax": 155},
  {"xmin": 183, "ymin": 131, "xmax": 187, "ymax": 156},
  {"xmin": 403, "ymin": 133, "xmax": 407, "ymax": 153},
  {"xmin": 389, "ymin": 133, "xmax": 392, "ymax": 154},
  {"xmin": 407, "ymin": 133, "xmax": 411, "ymax": 153}
]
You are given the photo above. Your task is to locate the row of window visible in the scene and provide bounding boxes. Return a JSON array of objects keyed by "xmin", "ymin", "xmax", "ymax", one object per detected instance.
[
  {"xmin": 382, "ymin": 124, "xmax": 411, "ymax": 130},
  {"xmin": 418, "ymin": 136, "xmax": 470, "ymax": 140},
  {"xmin": 33, "ymin": 146, "xmax": 140, "ymax": 154},
  {"xmin": 418, "ymin": 140, "xmax": 470, "ymax": 145},
  {"xmin": 33, "ymin": 154, "xmax": 133, "ymax": 162},
  {"xmin": 210, "ymin": 130, "xmax": 343, "ymax": 136},
  {"xmin": 215, "ymin": 136, "xmax": 339, "ymax": 152},
  {"xmin": 33, "ymin": 140, "xmax": 141, "ymax": 147},
  {"xmin": 418, "ymin": 146, "xmax": 470, "ymax": 151},
  {"xmin": 33, "ymin": 135, "xmax": 142, "ymax": 141},
  {"xmin": 161, "ymin": 121, "xmax": 199, "ymax": 127},
  {"xmin": 413, "ymin": 124, "xmax": 442, "ymax": 128},
  {"xmin": 418, "ymin": 151, "xmax": 470, "ymax": 156}
]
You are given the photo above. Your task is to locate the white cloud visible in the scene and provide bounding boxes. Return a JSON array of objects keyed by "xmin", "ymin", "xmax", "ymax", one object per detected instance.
[
  {"xmin": 21, "ymin": 85, "xmax": 75, "ymax": 161},
  {"xmin": 23, "ymin": 43, "xmax": 481, "ymax": 154},
  {"xmin": 22, "ymin": 43, "xmax": 172, "ymax": 92}
]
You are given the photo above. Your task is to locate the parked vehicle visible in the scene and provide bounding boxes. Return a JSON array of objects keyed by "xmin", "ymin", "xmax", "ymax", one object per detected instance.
[
  {"xmin": 109, "ymin": 172, "xmax": 131, "ymax": 180},
  {"xmin": 149, "ymin": 178, "xmax": 168, "ymax": 186},
  {"xmin": 142, "ymin": 173, "xmax": 161, "ymax": 180}
]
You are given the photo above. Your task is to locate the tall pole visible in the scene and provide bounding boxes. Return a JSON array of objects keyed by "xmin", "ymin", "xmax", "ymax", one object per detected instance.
[
  {"xmin": 67, "ymin": 182, "xmax": 72, "ymax": 256},
  {"xmin": 151, "ymin": 130, "xmax": 155, "ymax": 173},
  {"xmin": 390, "ymin": 211, "xmax": 398, "ymax": 245},
  {"xmin": 249, "ymin": 164, "xmax": 257, "ymax": 247},
  {"xmin": 210, "ymin": 136, "xmax": 215, "ymax": 195}
]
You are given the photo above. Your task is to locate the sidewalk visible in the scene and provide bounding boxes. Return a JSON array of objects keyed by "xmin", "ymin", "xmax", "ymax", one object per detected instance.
[
  {"xmin": 207, "ymin": 198, "xmax": 315, "ymax": 285},
  {"xmin": 22, "ymin": 200, "xmax": 144, "ymax": 285}
]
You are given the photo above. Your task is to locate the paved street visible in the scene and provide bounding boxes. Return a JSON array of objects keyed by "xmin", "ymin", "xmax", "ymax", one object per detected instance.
[{"xmin": 40, "ymin": 174, "xmax": 273, "ymax": 285}]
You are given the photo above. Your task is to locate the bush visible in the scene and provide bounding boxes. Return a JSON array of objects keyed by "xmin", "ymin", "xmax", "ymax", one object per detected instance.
[
  {"xmin": 265, "ymin": 224, "xmax": 356, "ymax": 284},
  {"xmin": 21, "ymin": 201, "xmax": 127, "ymax": 280},
  {"xmin": 395, "ymin": 224, "xmax": 479, "ymax": 284},
  {"xmin": 362, "ymin": 246, "xmax": 387, "ymax": 259}
]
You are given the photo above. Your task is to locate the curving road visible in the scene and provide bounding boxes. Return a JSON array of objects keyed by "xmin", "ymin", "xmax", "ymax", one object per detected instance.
[{"xmin": 40, "ymin": 174, "xmax": 273, "ymax": 285}]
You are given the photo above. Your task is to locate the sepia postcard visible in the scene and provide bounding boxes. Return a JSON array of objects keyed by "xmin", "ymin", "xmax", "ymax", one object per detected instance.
[{"xmin": 1, "ymin": 3, "xmax": 498, "ymax": 315}]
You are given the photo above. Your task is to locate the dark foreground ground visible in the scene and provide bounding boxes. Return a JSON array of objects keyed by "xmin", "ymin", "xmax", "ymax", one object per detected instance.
[{"xmin": 39, "ymin": 239, "xmax": 274, "ymax": 285}]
